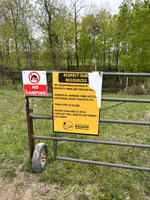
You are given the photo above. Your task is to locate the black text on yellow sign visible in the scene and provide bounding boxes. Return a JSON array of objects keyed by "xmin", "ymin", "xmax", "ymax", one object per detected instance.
[{"xmin": 52, "ymin": 71, "xmax": 102, "ymax": 136}]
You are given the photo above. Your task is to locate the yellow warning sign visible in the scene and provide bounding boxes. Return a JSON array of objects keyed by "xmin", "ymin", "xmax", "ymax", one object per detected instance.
[{"xmin": 52, "ymin": 71, "xmax": 103, "ymax": 135}]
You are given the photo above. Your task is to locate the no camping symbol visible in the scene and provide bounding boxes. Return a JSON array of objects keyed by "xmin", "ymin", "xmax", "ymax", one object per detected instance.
[{"xmin": 28, "ymin": 71, "xmax": 40, "ymax": 84}]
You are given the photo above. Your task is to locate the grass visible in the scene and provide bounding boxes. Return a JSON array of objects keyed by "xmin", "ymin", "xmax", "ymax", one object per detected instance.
[{"xmin": 0, "ymin": 87, "xmax": 150, "ymax": 199}]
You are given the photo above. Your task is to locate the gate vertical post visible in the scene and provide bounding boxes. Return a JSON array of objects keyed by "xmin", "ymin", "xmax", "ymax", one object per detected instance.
[
  {"xmin": 25, "ymin": 96, "xmax": 35, "ymax": 158},
  {"xmin": 54, "ymin": 140, "xmax": 57, "ymax": 161}
]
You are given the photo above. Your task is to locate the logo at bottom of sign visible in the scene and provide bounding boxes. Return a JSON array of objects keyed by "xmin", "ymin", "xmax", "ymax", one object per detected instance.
[
  {"xmin": 63, "ymin": 121, "xmax": 73, "ymax": 131},
  {"xmin": 63, "ymin": 121, "xmax": 89, "ymax": 132}
]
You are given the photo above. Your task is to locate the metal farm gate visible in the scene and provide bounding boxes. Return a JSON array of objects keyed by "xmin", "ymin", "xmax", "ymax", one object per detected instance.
[{"xmin": 24, "ymin": 71, "xmax": 150, "ymax": 172}]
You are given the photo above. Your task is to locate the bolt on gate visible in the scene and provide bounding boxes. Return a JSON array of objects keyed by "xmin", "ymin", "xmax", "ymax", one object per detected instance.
[{"xmin": 24, "ymin": 71, "xmax": 150, "ymax": 172}]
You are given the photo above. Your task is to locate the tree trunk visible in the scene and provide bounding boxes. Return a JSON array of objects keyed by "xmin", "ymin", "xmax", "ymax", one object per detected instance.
[
  {"xmin": 0, "ymin": 51, "xmax": 4, "ymax": 85},
  {"xmin": 120, "ymin": 77, "xmax": 123, "ymax": 92},
  {"xmin": 48, "ymin": 15, "xmax": 56, "ymax": 69},
  {"xmin": 90, "ymin": 55, "xmax": 93, "ymax": 71},
  {"xmin": 103, "ymin": 39, "xmax": 106, "ymax": 71},
  {"xmin": 75, "ymin": 14, "xmax": 79, "ymax": 70},
  {"xmin": 94, "ymin": 52, "xmax": 97, "ymax": 71},
  {"xmin": 67, "ymin": 51, "xmax": 71, "ymax": 70},
  {"xmin": 116, "ymin": 44, "xmax": 119, "ymax": 72},
  {"xmin": 126, "ymin": 76, "xmax": 128, "ymax": 90},
  {"xmin": 108, "ymin": 45, "xmax": 111, "ymax": 70},
  {"xmin": 44, "ymin": 0, "xmax": 56, "ymax": 70},
  {"xmin": 15, "ymin": 41, "xmax": 21, "ymax": 71}
]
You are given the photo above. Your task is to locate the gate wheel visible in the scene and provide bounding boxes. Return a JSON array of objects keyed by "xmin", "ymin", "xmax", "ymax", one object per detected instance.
[{"xmin": 32, "ymin": 143, "xmax": 48, "ymax": 172}]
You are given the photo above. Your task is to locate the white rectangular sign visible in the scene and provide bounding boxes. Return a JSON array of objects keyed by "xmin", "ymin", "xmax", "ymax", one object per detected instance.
[{"xmin": 22, "ymin": 71, "xmax": 47, "ymax": 96}]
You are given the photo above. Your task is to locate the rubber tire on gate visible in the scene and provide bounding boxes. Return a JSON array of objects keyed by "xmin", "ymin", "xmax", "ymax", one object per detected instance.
[{"xmin": 32, "ymin": 143, "xmax": 48, "ymax": 173}]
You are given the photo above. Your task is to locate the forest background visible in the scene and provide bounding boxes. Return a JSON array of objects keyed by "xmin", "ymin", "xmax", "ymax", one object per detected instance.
[{"xmin": 0, "ymin": 0, "xmax": 149, "ymax": 89}]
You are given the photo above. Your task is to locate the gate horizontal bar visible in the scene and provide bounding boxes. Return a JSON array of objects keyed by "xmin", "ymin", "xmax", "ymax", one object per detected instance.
[
  {"xmin": 56, "ymin": 157, "xmax": 150, "ymax": 171},
  {"xmin": 26, "ymin": 95, "xmax": 150, "ymax": 104},
  {"xmin": 26, "ymin": 95, "xmax": 52, "ymax": 98},
  {"xmin": 30, "ymin": 115, "xmax": 52, "ymax": 120},
  {"xmin": 102, "ymin": 98, "xmax": 150, "ymax": 103},
  {"xmin": 103, "ymin": 72, "xmax": 150, "ymax": 77},
  {"xmin": 30, "ymin": 114, "xmax": 150, "ymax": 126},
  {"xmin": 46, "ymin": 71, "xmax": 150, "ymax": 77},
  {"xmin": 46, "ymin": 71, "xmax": 53, "ymax": 74},
  {"xmin": 33, "ymin": 135, "xmax": 150, "ymax": 148},
  {"xmin": 100, "ymin": 119, "xmax": 150, "ymax": 125}
]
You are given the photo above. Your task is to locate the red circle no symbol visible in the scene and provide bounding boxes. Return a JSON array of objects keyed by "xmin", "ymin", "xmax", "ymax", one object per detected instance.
[{"xmin": 29, "ymin": 72, "xmax": 40, "ymax": 84}]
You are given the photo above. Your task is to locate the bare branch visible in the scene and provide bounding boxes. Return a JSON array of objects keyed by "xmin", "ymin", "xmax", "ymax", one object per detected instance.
[
  {"xmin": 70, "ymin": 0, "xmax": 75, "ymax": 7},
  {"xmin": 76, "ymin": 5, "xmax": 87, "ymax": 15}
]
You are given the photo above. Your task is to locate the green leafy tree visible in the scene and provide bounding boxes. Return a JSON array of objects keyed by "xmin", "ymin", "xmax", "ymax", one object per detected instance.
[
  {"xmin": 35, "ymin": 0, "xmax": 72, "ymax": 70},
  {"xmin": 79, "ymin": 14, "xmax": 97, "ymax": 71},
  {"xmin": 0, "ymin": 0, "xmax": 34, "ymax": 84},
  {"xmin": 118, "ymin": 0, "xmax": 150, "ymax": 72}
]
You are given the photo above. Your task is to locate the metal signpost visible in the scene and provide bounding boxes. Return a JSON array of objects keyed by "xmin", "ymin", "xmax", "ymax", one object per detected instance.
[{"xmin": 23, "ymin": 71, "xmax": 150, "ymax": 172}]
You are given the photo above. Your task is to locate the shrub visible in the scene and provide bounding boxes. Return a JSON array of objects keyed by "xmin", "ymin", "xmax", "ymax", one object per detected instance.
[{"xmin": 124, "ymin": 82, "xmax": 150, "ymax": 95}]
